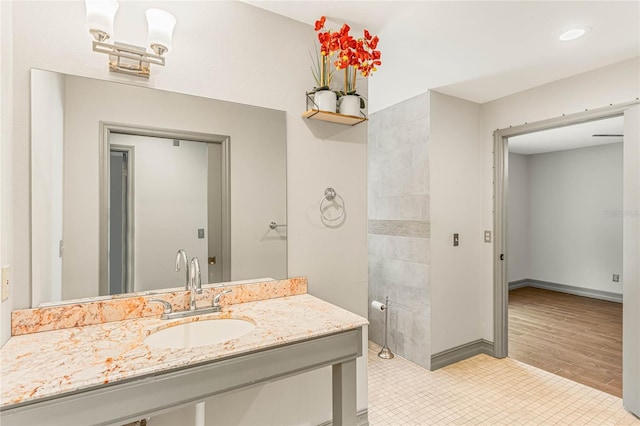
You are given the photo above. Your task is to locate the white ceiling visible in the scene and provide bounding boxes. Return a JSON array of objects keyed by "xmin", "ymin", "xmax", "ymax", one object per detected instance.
[
  {"xmin": 508, "ymin": 115, "xmax": 624, "ymax": 155},
  {"xmin": 243, "ymin": 1, "xmax": 640, "ymax": 112}
]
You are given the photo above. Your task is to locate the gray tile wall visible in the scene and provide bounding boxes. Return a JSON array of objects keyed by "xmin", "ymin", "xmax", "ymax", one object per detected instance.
[{"xmin": 368, "ymin": 93, "xmax": 431, "ymax": 368}]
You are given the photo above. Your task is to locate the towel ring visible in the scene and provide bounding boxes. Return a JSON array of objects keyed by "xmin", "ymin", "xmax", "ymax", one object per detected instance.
[{"xmin": 320, "ymin": 188, "xmax": 346, "ymax": 222}]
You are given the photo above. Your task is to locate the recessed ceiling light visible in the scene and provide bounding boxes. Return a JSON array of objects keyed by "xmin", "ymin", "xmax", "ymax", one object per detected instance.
[{"xmin": 559, "ymin": 27, "xmax": 590, "ymax": 41}]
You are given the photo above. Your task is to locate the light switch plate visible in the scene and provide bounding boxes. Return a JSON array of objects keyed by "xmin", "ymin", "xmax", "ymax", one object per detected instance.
[
  {"xmin": 453, "ymin": 233, "xmax": 459, "ymax": 247},
  {"xmin": 613, "ymin": 274, "xmax": 620, "ymax": 283},
  {"xmin": 1, "ymin": 265, "xmax": 10, "ymax": 302}
]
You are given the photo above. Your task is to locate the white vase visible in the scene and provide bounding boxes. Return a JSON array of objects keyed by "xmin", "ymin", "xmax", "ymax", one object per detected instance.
[
  {"xmin": 314, "ymin": 90, "xmax": 337, "ymax": 113},
  {"xmin": 339, "ymin": 95, "xmax": 361, "ymax": 116}
]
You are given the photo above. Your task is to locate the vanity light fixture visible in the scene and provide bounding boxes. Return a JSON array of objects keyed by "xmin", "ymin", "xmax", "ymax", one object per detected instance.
[
  {"xmin": 85, "ymin": 0, "xmax": 176, "ymax": 78},
  {"xmin": 558, "ymin": 26, "xmax": 590, "ymax": 41}
]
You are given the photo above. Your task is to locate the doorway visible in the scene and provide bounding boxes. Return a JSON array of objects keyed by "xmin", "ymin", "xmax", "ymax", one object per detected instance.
[
  {"xmin": 99, "ymin": 123, "xmax": 231, "ymax": 295},
  {"xmin": 504, "ymin": 116, "xmax": 624, "ymax": 395},
  {"xmin": 109, "ymin": 146, "xmax": 133, "ymax": 295},
  {"xmin": 492, "ymin": 101, "xmax": 640, "ymax": 414}
]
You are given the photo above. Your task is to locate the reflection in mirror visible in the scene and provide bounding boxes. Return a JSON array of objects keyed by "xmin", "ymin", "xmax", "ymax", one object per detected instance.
[
  {"xmin": 31, "ymin": 69, "xmax": 287, "ymax": 307},
  {"xmin": 103, "ymin": 129, "xmax": 230, "ymax": 296}
]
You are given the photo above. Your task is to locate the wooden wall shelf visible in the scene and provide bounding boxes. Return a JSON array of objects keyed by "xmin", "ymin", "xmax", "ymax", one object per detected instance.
[{"xmin": 302, "ymin": 110, "xmax": 367, "ymax": 126}]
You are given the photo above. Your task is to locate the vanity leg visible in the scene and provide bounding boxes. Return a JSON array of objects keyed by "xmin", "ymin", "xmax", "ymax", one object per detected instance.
[{"xmin": 332, "ymin": 360, "xmax": 357, "ymax": 426}]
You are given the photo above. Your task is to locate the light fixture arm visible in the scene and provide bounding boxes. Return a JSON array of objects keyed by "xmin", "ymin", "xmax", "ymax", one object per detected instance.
[{"xmin": 92, "ymin": 41, "xmax": 165, "ymax": 78}]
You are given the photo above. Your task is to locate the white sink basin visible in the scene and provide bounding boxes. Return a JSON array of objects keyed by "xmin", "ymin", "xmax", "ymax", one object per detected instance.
[{"xmin": 145, "ymin": 318, "xmax": 256, "ymax": 349}]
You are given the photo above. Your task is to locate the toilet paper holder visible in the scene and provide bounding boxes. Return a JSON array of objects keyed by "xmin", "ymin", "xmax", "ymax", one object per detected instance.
[
  {"xmin": 371, "ymin": 296, "xmax": 394, "ymax": 359},
  {"xmin": 371, "ymin": 300, "xmax": 386, "ymax": 312}
]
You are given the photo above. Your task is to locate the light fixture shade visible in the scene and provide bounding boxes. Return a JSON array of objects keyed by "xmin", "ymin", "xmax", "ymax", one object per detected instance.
[
  {"xmin": 146, "ymin": 9, "xmax": 176, "ymax": 53},
  {"xmin": 85, "ymin": 0, "xmax": 119, "ymax": 39}
]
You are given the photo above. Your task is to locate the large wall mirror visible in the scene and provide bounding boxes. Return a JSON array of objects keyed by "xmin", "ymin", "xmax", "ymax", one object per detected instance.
[{"xmin": 31, "ymin": 69, "xmax": 287, "ymax": 307}]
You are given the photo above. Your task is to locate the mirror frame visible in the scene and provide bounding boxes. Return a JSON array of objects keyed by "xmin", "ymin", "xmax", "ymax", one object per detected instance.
[{"xmin": 99, "ymin": 122, "xmax": 232, "ymax": 295}]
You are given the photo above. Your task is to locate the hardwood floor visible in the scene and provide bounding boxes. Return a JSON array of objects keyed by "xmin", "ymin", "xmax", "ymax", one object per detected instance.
[{"xmin": 508, "ymin": 286, "xmax": 623, "ymax": 397}]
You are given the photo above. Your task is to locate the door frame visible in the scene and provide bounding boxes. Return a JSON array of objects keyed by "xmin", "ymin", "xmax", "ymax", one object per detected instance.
[
  {"xmin": 493, "ymin": 100, "xmax": 639, "ymax": 358},
  {"xmin": 99, "ymin": 122, "xmax": 232, "ymax": 294}
]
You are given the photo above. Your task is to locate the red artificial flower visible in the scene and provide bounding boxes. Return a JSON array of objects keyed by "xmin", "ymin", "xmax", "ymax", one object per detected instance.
[
  {"xmin": 312, "ymin": 17, "xmax": 382, "ymax": 87},
  {"xmin": 315, "ymin": 16, "xmax": 326, "ymax": 31},
  {"xmin": 338, "ymin": 31, "xmax": 355, "ymax": 51},
  {"xmin": 318, "ymin": 31, "xmax": 339, "ymax": 55},
  {"xmin": 369, "ymin": 36, "xmax": 379, "ymax": 50},
  {"xmin": 354, "ymin": 29, "xmax": 381, "ymax": 77}
]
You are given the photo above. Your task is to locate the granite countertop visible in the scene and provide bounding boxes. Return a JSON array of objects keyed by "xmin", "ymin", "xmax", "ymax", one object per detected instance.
[{"xmin": 1, "ymin": 294, "xmax": 368, "ymax": 408}]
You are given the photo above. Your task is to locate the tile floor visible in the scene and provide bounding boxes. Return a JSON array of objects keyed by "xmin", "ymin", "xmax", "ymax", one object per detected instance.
[{"xmin": 367, "ymin": 342, "xmax": 640, "ymax": 425}]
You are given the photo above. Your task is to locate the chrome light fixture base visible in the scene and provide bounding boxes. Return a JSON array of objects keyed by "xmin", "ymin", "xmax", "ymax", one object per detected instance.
[
  {"xmin": 150, "ymin": 43, "xmax": 168, "ymax": 56},
  {"xmin": 92, "ymin": 41, "xmax": 165, "ymax": 78},
  {"xmin": 89, "ymin": 29, "xmax": 110, "ymax": 42}
]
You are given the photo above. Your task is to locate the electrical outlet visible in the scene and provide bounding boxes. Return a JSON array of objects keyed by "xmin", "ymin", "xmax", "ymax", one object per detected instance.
[
  {"xmin": 484, "ymin": 230, "xmax": 492, "ymax": 243},
  {"xmin": 613, "ymin": 274, "xmax": 620, "ymax": 283},
  {"xmin": 1, "ymin": 265, "xmax": 10, "ymax": 302}
]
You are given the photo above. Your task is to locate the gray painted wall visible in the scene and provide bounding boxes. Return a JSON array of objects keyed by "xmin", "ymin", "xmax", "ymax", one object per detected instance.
[
  {"xmin": 508, "ymin": 143, "xmax": 623, "ymax": 294},
  {"xmin": 428, "ymin": 91, "xmax": 484, "ymax": 355}
]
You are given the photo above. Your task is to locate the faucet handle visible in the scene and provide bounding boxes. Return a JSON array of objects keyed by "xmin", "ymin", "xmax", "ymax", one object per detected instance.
[
  {"xmin": 149, "ymin": 299, "xmax": 173, "ymax": 315},
  {"xmin": 212, "ymin": 289, "xmax": 233, "ymax": 308}
]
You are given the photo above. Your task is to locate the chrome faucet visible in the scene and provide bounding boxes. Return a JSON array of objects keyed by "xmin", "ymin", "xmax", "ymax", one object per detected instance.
[
  {"xmin": 151, "ymin": 255, "xmax": 224, "ymax": 320},
  {"xmin": 175, "ymin": 249, "xmax": 189, "ymax": 290},
  {"xmin": 189, "ymin": 257, "xmax": 203, "ymax": 311},
  {"xmin": 212, "ymin": 289, "xmax": 233, "ymax": 312}
]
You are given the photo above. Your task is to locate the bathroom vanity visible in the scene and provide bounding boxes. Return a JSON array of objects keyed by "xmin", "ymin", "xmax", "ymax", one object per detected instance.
[{"xmin": 0, "ymin": 279, "xmax": 368, "ymax": 426}]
